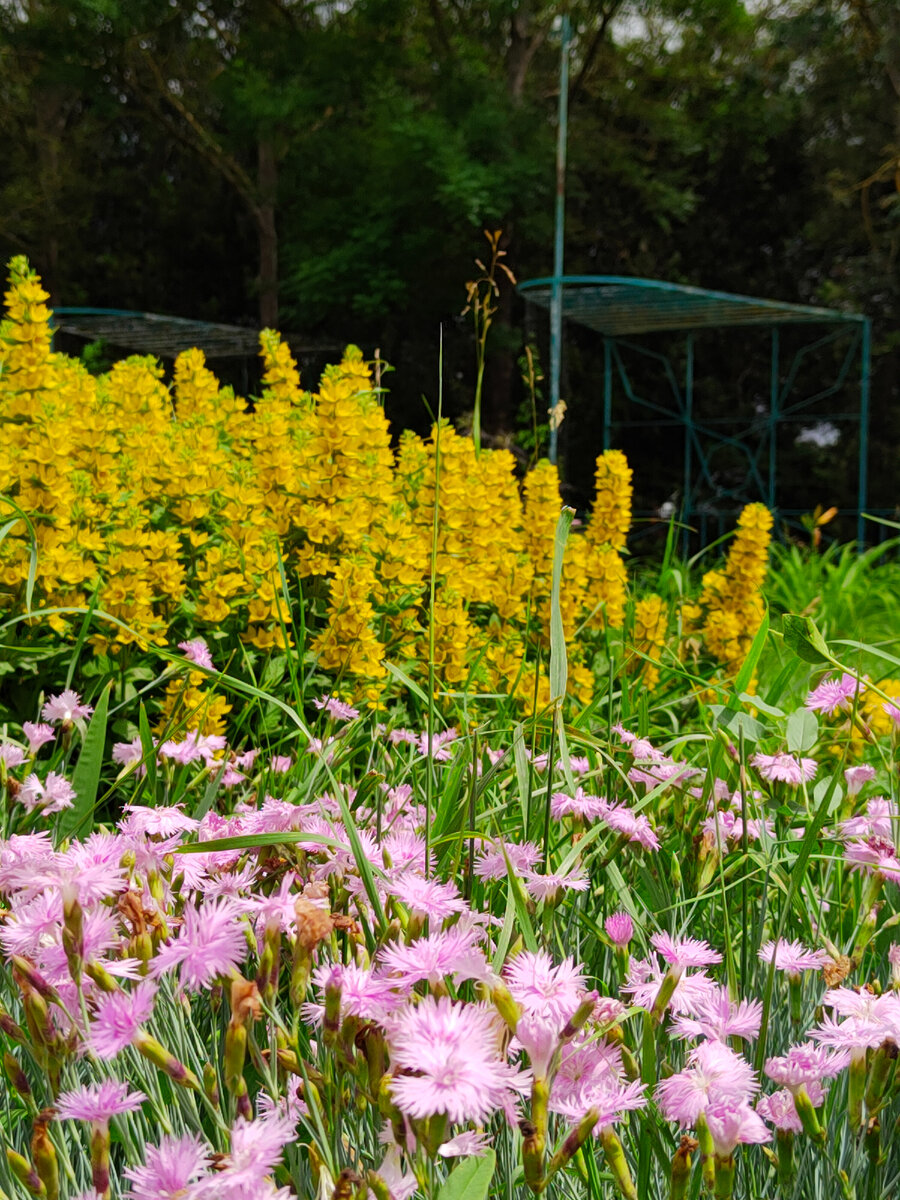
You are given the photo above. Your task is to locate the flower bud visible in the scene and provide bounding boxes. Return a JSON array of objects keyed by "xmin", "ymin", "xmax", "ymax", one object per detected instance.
[
  {"xmin": 670, "ymin": 1135, "xmax": 698, "ymax": 1200},
  {"xmin": 6, "ymin": 1147, "xmax": 45, "ymax": 1197},
  {"xmin": 31, "ymin": 1113, "xmax": 59, "ymax": 1200}
]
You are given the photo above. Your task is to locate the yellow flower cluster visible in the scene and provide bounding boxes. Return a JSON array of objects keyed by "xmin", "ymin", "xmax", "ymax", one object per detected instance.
[
  {"xmin": 0, "ymin": 258, "xmax": 773, "ymax": 712},
  {"xmin": 684, "ymin": 502, "xmax": 774, "ymax": 674},
  {"xmin": 631, "ymin": 594, "xmax": 668, "ymax": 689}
]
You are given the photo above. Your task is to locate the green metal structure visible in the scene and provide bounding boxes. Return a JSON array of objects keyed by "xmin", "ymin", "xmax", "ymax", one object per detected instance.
[{"xmin": 519, "ymin": 275, "xmax": 872, "ymax": 546}]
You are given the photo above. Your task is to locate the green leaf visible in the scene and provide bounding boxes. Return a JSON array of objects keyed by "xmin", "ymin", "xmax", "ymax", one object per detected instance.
[
  {"xmin": 782, "ymin": 614, "xmax": 830, "ymax": 664},
  {"xmin": 138, "ymin": 701, "xmax": 158, "ymax": 797},
  {"xmin": 738, "ymin": 692, "xmax": 784, "ymax": 718},
  {"xmin": 57, "ymin": 682, "xmax": 112, "ymax": 842},
  {"xmin": 549, "ymin": 507, "xmax": 574, "ymax": 706},
  {"xmin": 383, "ymin": 660, "xmax": 430, "ymax": 706},
  {"xmin": 709, "ymin": 706, "xmax": 767, "ymax": 743},
  {"xmin": 786, "ymin": 707, "xmax": 818, "ymax": 754},
  {"xmin": 436, "ymin": 1149, "xmax": 496, "ymax": 1200},
  {"xmin": 731, "ymin": 606, "xmax": 770, "ymax": 700}
]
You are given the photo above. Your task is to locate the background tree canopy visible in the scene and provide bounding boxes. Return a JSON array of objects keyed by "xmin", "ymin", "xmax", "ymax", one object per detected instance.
[{"xmin": 1, "ymin": 0, "xmax": 897, "ymax": 529}]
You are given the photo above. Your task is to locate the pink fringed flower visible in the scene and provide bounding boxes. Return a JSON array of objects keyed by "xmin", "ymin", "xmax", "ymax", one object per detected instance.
[
  {"xmin": 387, "ymin": 872, "xmax": 467, "ymax": 922},
  {"xmin": 474, "ymin": 841, "xmax": 542, "ymax": 881},
  {"xmin": 669, "ymin": 985, "xmax": 762, "ymax": 1042},
  {"xmin": 42, "ymin": 690, "xmax": 93, "ymax": 725},
  {"xmin": 151, "ymin": 899, "xmax": 248, "ymax": 990},
  {"xmin": 123, "ymin": 1132, "xmax": 209, "ymax": 1200},
  {"xmin": 90, "ymin": 980, "xmax": 157, "ymax": 1059},
  {"xmin": 190, "ymin": 1114, "xmax": 296, "ymax": 1199},
  {"xmin": 656, "ymin": 1041, "xmax": 758, "ymax": 1125},
  {"xmin": 313, "ymin": 695, "xmax": 360, "ymax": 722},
  {"xmin": 56, "ymin": 1079, "xmax": 146, "ymax": 1124},
  {"xmin": 0, "ymin": 744, "xmax": 26, "ymax": 768},
  {"xmin": 551, "ymin": 788, "xmax": 608, "ymax": 821},
  {"xmin": 764, "ymin": 1042, "xmax": 849, "ymax": 1093},
  {"xmin": 504, "ymin": 951, "xmax": 586, "ymax": 1023},
  {"xmin": 844, "ymin": 765, "xmax": 877, "ymax": 796},
  {"xmin": 523, "ymin": 866, "xmax": 589, "ymax": 902},
  {"xmin": 704, "ymin": 1100, "xmax": 771, "ymax": 1156},
  {"xmin": 386, "ymin": 996, "xmax": 522, "ymax": 1125},
  {"xmin": 757, "ymin": 1083, "xmax": 824, "ymax": 1132},
  {"xmin": 378, "ymin": 926, "xmax": 490, "ymax": 989},
  {"xmin": 757, "ymin": 939, "xmax": 829, "ymax": 975},
  {"xmin": 22, "ymin": 722, "xmax": 55, "ymax": 753},
  {"xmin": 650, "ymin": 932, "xmax": 722, "ymax": 974},
  {"xmin": 178, "ymin": 638, "xmax": 214, "ymax": 670},
  {"xmin": 805, "ymin": 673, "xmax": 863, "ymax": 716},
  {"xmin": 751, "ymin": 752, "xmax": 817, "ymax": 786},
  {"xmin": 605, "ymin": 912, "xmax": 634, "ymax": 946},
  {"xmin": 18, "ymin": 771, "xmax": 75, "ymax": 814}
]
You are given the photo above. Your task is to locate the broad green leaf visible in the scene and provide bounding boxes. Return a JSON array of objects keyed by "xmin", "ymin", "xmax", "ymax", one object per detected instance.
[
  {"xmin": 57, "ymin": 682, "xmax": 112, "ymax": 842},
  {"xmin": 782, "ymin": 614, "xmax": 830, "ymax": 664},
  {"xmin": 436, "ymin": 1149, "xmax": 496, "ymax": 1200},
  {"xmin": 549, "ymin": 507, "xmax": 574, "ymax": 706},
  {"xmin": 709, "ymin": 706, "xmax": 766, "ymax": 743},
  {"xmin": 786, "ymin": 707, "xmax": 818, "ymax": 754},
  {"xmin": 738, "ymin": 692, "xmax": 784, "ymax": 718}
]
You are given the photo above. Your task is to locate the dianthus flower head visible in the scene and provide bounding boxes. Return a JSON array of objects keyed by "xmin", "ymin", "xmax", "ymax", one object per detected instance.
[
  {"xmin": 669, "ymin": 985, "xmax": 762, "ymax": 1043},
  {"xmin": 151, "ymin": 898, "xmax": 248, "ymax": 990},
  {"xmin": 22, "ymin": 722, "xmax": 54, "ymax": 753},
  {"xmin": 650, "ymin": 932, "xmax": 722, "ymax": 973},
  {"xmin": 386, "ymin": 995, "xmax": 521, "ymax": 1126},
  {"xmin": 123, "ymin": 1131, "xmax": 209, "ymax": 1200},
  {"xmin": 758, "ymin": 939, "xmax": 829, "ymax": 975},
  {"xmin": 523, "ymin": 865, "xmax": 589, "ymax": 902},
  {"xmin": 843, "ymin": 836, "xmax": 900, "ymax": 884},
  {"xmin": 704, "ymin": 1100, "xmax": 771, "ymax": 1156},
  {"xmin": 378, "ymin": 925, "xmax": 490, "ymax": 990},
  {"xmin": 474, "ymin": 840, "xmax": 542, "ymax": 881},
  {"xmin": 805, "ymin": 673, "xmax": 863, "ymax": 716},
  {"xmin": 42, "ymin": 689, "xmax": 93, "ymax": 725},
  {"xmin": 550, "ymin": 788, "xmax": 608, "ymax": 821},
  {"xmin": 387, "ymin": 872, "xmax": 467, "ymax": 922},
  {"xmin": 764, "ymin": 1041, "xmax": 849, "ymax": 1092},
  {"xmin": 756, "ymin": 1083, "xmax": 824, "ymax": 1132},
  {"xmin": 18, "ymin": 771, "xmax": 75, "ymax": 814},
  {"xmin": 306, "ymin": 962, "xmax": 405, "ymax": 1024},
  {"xmin": 313, "ymin": 695, "xmax": 359, "ymax": 722},
  {"xmin": 0, "ymin": 743, "xmax": 26, "ymax": 768},
  {"xmin": 90, "ymin": 980, "xmax": 157, "ymax": 1059},
  {"xmin": 844, "ymin": 765, "xmax": 877, "ymax": 796},
  {"xmin": 605, "ymin": 912, "xmax": 634, "ymax": 946},
  {"xmin": 751, "ymin": 752, "xmax": 817, "ymax": 786},
  {"xmin": 56, "ymin": 1079, "xmax": 146, "ymax": 1125},
  {"xmin": 504, "ymin": 950, "xmax": 585, "ymax": 1023},
  {"xmin": 190, "ymin": 1114, "xmax": 296, "ymax": 1199},
  {"xmin": 178, "ymin": 638, "xmax": 214, "ymax": 670},
  {"xmin": 656, "ymin": 1041, "xmax": 758, "ymax": 1126},
  {"xmin": 601, "ymin": 803, "xmax": 660, "ymax": 850}
]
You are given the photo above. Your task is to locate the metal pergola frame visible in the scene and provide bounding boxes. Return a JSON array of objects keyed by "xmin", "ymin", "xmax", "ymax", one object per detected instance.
[{"xmin": 519, "ymin": 275, "xmax": 871, "ymax": 546}]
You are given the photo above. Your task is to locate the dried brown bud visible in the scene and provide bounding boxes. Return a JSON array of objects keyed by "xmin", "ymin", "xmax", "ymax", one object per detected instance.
[
  {"xmin": 294, "ymin": 899, "xmax": 333, "ymax": 952},
  {"xmin": 230, "ymin": 977, "xmax": 262, "ymax": 1023},
  {"xmin": 823, "ymin": 955, "xmax": 852, "ymax": 987}
]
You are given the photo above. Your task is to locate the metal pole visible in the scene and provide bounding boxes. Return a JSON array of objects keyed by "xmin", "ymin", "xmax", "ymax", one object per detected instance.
[
  {"xmin": 769, "ymin": 326, "xmax": 779, "ymax": 513},
  {"xmin": 858, "ymin": 319, "xmax": 871, "ymax": 550},
  {"xmin": 548, "ymin": 14, "xmax": 571, "ymax": 466},
  {"xmin": 684, "ymin": 333, "xmax": 694, "ymax": 556}
]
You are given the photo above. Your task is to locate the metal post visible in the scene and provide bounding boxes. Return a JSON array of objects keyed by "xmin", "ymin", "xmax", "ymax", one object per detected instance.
[
  {"xmin": 769, "ymin": 327, "xmax": 779, "ymax": 512},
  {"xmin": 858, "ymin": 318, "xmax": 871, "ymax": 550},
  {"xmin": 548, "ymin": 14, "xmax": 570, "ymax": 466},
  {"xmin": 683, "ymin": 333, "xmax": 694, "ymax": 555},
  {"xmin": 602, "ymin": 336, "xmax": 612, "ymax": 450}
]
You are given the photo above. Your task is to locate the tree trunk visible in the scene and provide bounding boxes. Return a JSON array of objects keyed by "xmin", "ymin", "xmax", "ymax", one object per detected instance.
[{"xmin": 257, "ymin": 138, "xmax": 279, "ymax": 329}]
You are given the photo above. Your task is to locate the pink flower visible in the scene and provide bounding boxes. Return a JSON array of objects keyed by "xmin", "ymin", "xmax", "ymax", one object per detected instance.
[
  {"xmin": 553, "ymin": 1074, "xmax": 648, "ymax": 1131},
  {"xmin": 844, "ymin": 765, "xmax": 876, "ymax": 796},
  {"xmin": 378, "ymin": 926, "xmax": 490, "ymax": 989},
  {"xmin": 840, "ymin": 797, "xmax": 895, "ymax": 841},
  {"xmin": 551, "ymin": 788, "xmax": 608, "ymax": 821},
  {"xmin": 650, "ymin": 932, "xmax": 722, "ymax": 974},
  {"xmin": 601, "ymin": 803, "xmax": 660, "ymax": 850},
  {"xmin": 190, "ymin": 1114, "xmax": 296, "ymax": 1199},
  {"xmin": 306, "ymin": 963, "xmax": 404, "ymax": 1024},
  {"xmin": 805, "ymin": 673, "xmax": 862, "ymax": 716},
  {"xmin": 112, "ymin": 739, "xmax": 145, "ymax": 771},
  {"xmin": 704, "ymin": 1100, "xmax": 770, "ymax": 1155},
  {"xmin": 669, "ymin": 985, "xmax": 762, "ymax": 1042},
  {"xmin": 123, "ymin": 1131, "xmax": 209, "ymax": 1200},
  {"xmin": 843, "ymin": 836, "xmax": 900, "ymax": 884},
  {"xmin": 121, "ymin": 804, "xmax": 198, "ymax": 839},
  {"xmin": 764, "ymin": 1042, "xmax": 849, "ymax": 1092},
  {"xmin": 313, "ymin": 695, "xmax": 360, "ymax": 722},
  {"xmin": 387, "ymin": 872, "xmax": 467, "ymax": 922},
  {"xmin": 751, "ymin": 752, "xmax": 817, "ymax": 786},
  {"xmin": 158, "ymin": 731, "xmax": 226, "ymax": 766},
  {"xmin": 474, "ymin": 841, "xmax": 542, "ymax": 881},
  {"xmin": 523, "ymin": 866, "xmax": 590, "ymax": 902},
  {"xmin": 0, "ymin": 743, "xmax": 26, "ymax": 768},
  {"xmin": 504, "ymin": 951, "xmax": 585, "ymax": 1022},
  {"xmin": 90, "ymin": 980, "xmax": 157, "ymax": 1058},
  {"xmin": 56, "ymin": 1079, "xmax": 146, "ymax": 1124},
  {"xmin": 386, "ymin": 996, "xmax": 522, "ymax": 1125},
  {"xmin": 22, "ymin": 722, "xmax": 55, "ymax": 753},
  {"xmin": 269, "ymin": 755, "xmax": 292, "ymax": 774},
  {"xmin": 178, "ymin": 638, "xmax": 214, "ymax": 670},
  {"xmin": 656, "ymin": 1041, "xmax": 758, "ymax": 1125},
  {"xmin": 758, "ymin": 939, "xmax": 828, "ymax": 975},
  {"xmin": 605, "ymin": 912, "xmax": 634, "ymax": 946},
  {"xmin": 151, "ymin": 899, "xmax": 248, "ymax": 990},
  {"xmin": 42, "ymin": 689, "xmax": 93, "ymax": 725},
  {"xmin": 18, "ymin": 771, "xmax": 75, "ymax": 814},
  {"xmin": 438, "ymin": 1131, "xmax": 492, "ymax": 1158},
  {"xmin": 416, "ymin": 728, "xmax": 458, "ymax": 761},
  {"xmin": 884, "ymin": 702, "xmax": 900, "ymax": 725},
  {"xmin": 757, "ymin": 1085, "xmax": 824, "ymax": 1132},
  {"xmin": 622, "ymin": 956, "xmax": 717, "ymax": 1016},
  {"xmin": 810, "ymin": 987, "xmax": 900, "ymax": 1051}
]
